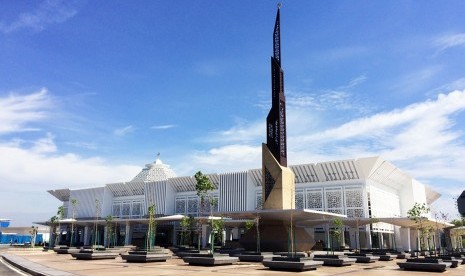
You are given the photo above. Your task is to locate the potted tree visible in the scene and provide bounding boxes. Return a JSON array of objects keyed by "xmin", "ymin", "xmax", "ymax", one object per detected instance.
[
  {"xmin": 180, "ymin": 215, "xmax": 195, "ymax": 247},
  {"xmin": 104, "ymin": 215, "xmax": 114, "ymax": 248},
  {"xmin": 312, "ymin": 218, "xmax": 356, "ymax": 266},
  {"xmin": 238, "ymin": 213, "xmax": 277, "ymax": 262},
  {"xmin": 70, "ymin": 199, "xmax": 118, "ymax": 260},
  {"xmin": 407, "ymin": 202, "xmax": 430, "ymax": 257},
  {"xmin": 121, "ymin": 203, "xmax": 171, "ymax": 262},
  {"xmin": 182, "ymin": 171, "xmax": 238, "ymax": 266},
  {"xmin": 52, "ymin": 206, "xmax": 68, "ymax": 253},
  {"xmin": 69, "ymin": 198, "xmax": 78, "ymax": 247},
  {"xmin": 45, "ymin": 215, "xmax": 58, "ymax": 251}
]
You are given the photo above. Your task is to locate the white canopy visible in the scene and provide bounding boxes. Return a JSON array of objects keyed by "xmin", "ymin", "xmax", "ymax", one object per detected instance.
[{"xmin": 214, "ymin": 208, "xmax": 346, "ymax": 224}]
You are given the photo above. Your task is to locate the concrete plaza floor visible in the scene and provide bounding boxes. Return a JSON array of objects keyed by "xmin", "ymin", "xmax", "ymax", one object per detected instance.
[{"xmin": 1, "ymin": 249, "xmax": 465, "ymax": 276}]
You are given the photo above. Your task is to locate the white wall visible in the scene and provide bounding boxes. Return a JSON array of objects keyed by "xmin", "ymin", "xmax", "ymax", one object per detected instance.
[
  {"xmin": 69, "ymin": 187, "xmax": 105, "ymax": 218},
  {"xmin": 246, "ymin": 172, "xmax": 258, "ymax": 211},
  {"xmin": 165, "ymin": 181, "xmax": 176, "ymax": 215},
  {"xmin": 102, "ymin": 187, "xmax": 114, "ymax": 217},
  {"xmin": 398, "ymin": 179, "xmax": 430, "ymax": 218},
  {"xmin": 219, "ymin": 172, "xmax": 247, "ymax": 212}
]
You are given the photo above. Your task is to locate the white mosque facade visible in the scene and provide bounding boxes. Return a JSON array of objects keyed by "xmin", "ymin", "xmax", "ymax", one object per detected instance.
[{"xmin": 48, "ymin": 156, "xmax": 443, "ymax": 252}]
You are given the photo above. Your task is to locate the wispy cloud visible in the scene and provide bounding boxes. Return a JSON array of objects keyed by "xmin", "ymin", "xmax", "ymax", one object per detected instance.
[
  {"xmin": 181, "ymin": 89, "xmax": 465, "ymax": 204},
  {"xmin": 0, "ymin": 88, "xmax": 51, "ymax": 134},
  {"xmin": 295, "ymin": 90, "xmax": 465, "ymax": 148},
  {"xmin": 390, "ymin": 66, "xmax": 442, "ymax": 95},
  {"xmin": 65, "ymin": 141, "xmax": 98, "ymax": 150},
  {"xmin": 286, "ymin": 75, "xmax": 369, "ymax": 113},
  {"xmin": 434, "ymin": 33, "xmax": 465, "ymax": 52},
  {"xmin": 151, "ymin": 124, "xmax": 176, "ymax": 130},
  {"xmin": 189, "ymin": 144, "xmax": 261, "ymax": 173},
  {"xmin": 114, "ymin": 125, "xmax": 134, "ymax": 136},
  {"xmin": 208, "ymin": 120, "xmax": 263, "ymax": 144},
  {"xmin": 0, "ymin": 134, "xmax": 140, "ymax": 192},
  {"xmin": 340, "ymin": 74, "xmax": 368, "ymax": 90},
  {"xmin": 0, "ymin": 0, "xmax": 78, "ymax": 34}
]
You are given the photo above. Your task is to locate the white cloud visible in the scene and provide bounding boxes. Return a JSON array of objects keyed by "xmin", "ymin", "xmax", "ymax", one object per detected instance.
[
  {"xmin": 340, "ymin": 74, "xmax": 368, "ymax": 90},
  {"xmin": 0, "ymin": 0, "xmax": 78, "ymax": 34},
  {"xmin": 64, "ymin": 141, "xmax": 97, "ymax": 150},
  {"xmin": 286, "ymin": 75, "xmax": 370, "ymax": 113},
  {"xmin": 0, "ymin": 138, "xmax": 140, "ymax": 192},
  {"xmin": 390, "ymin": 66, "xmax": 442, "ymax": 95},
  {"xmin": 435, "ymin": 33, "xmax": 465, "ymax": 52},
  {"xmin": 0, "ymin": 132, "xmax": 141, "ymax": 225},
  {"xmin": 114, "ymin": 125, "xmax": 134, "ymax": 136},
  {"xmin": 151, "ymin": 124, "xmax": 176, "ymax": 130},
  {"xmin": 0, "ymin": 88, "xmax": 51, "ymax": 134},
  {"xmin": 189, "ymin": 144, "xmax": 261, "ymax": 173},
  {"xmin": 0, "ymin": 88, "xmax": 141, "ymax": 225},
  {"xmin": 183, "ymin": 90, "xmax": 465, "ymax": 195},
  {"xmin": 295, "ymin": 90, "xmax": 465, "ymax": 147},
  {"xmin": 208, "ymin": 120, "xmax": 263, "ymax": 144},
  {"xmin": 32, "ymin": 132, "xmax": 57, "ymax": 153}
]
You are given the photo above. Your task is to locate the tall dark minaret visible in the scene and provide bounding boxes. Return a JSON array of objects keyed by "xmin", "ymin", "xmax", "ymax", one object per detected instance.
[
  {"xmin": 266, "ymin": 5, "xmax": 287, "ymax": 167},
  {"xmin": 262, "ymin": 5, "xmax": 295, "ymax": 210}
]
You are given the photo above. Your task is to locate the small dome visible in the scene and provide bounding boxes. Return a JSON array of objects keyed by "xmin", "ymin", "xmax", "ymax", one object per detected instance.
[{"xmin": 130, "ymin": 156, "xmax": 176, "ymax": 182}]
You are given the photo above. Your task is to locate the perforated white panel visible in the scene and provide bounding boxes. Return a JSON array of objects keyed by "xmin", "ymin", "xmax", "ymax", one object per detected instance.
[
  {"xmin": 306, "ymin": 188, "xmax": 323, "ymax": 211},
  {"xmin": 325, "ymin": 187, "xmax": 343, "ymax": 214},
  {"xmin": 256, "ymin": 193, "xmax": 263, "ymax": 210},
  {"xmin": 295, "ymin": 189, "xmax": 304, "ymax": 209},
  {"xmin": 175, "ymin": 197, "xmax": 186, "ymax": 214},
  {"xmin": 345, "ymin": 187, "xmax": 364, "ymax": 218}
]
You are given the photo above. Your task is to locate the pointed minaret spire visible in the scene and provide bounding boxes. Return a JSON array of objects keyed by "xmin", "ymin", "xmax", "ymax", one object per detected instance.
[
  {"xmin": 266, "ymin": 4, "xmax": 287, "ymax": 168},
  {"xmin": 273, "ymin": 4, "xmax": 281, "ymax": 65}
]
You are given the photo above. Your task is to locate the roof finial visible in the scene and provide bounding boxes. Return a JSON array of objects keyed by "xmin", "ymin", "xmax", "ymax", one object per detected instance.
[
  {"xmin": 157, "ymin": 152, "xmax": 160, "ymax": 158},
  {"xmin": 277, "ymin": 2, "xmax": 281, "ymax": 9}
]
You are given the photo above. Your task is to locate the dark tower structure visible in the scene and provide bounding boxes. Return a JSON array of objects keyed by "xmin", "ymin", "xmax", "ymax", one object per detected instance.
[
  {"xmin": 261, "ymin": 5, "xmax": 294, "ymax": 210},
  {"xmin": 266, "ymin": 6, "xmax": 287, "ymax": 167}
]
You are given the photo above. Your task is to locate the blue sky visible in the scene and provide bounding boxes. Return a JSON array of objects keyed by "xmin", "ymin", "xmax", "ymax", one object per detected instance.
[{"xmin": 1, "ymin": 0, "xmax": 465, "ymax": 226}]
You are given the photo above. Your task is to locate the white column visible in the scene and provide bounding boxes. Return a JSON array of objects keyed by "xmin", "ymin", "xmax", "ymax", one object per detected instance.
[
  {"xmin": 104, "ymin": 226, "xmax": 108, "ymax": 247},
  {"xmin": 222, "ymin": 229, "xmax": 226, "ymax": 246},
  {"xmin": 125, "ymin": 223, "xmax": 132, "ymax": 246},
  {"xmin": 84, "ymin": 226, "xmax": 90, "ymax": 246},
  {"xmin": 394, "ymin": 226, "xmax": 401, "ymax": 251},
  {"xmin": 349, "ymin": 228, "xmax": 357, "ymax": 250},
  {"xmin": 399, "ymin": 227, "xmax": 411, "ymax": 252},
  {"xmin": 365, "ymin": 225, "xmax": 372, "ymax": 249},
  {"xmin": 202, "ymin": 224, "xmax": 208, "ymax": 248},
  {"xmin": 172, "ymin": 225, "xmax": 176, "ymax": 246},
  {"xmin": 380, "ymin": 232, "xmax": 384, "ymax": 249},
  {"xmin": 232, "ymin": 227, "xmax": 239, "ymax": 240}
]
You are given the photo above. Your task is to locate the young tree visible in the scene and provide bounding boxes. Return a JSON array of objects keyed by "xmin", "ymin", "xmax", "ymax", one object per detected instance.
[
  {"xmin": 407, "ymin": 202, "xmax": 430, "ymax": 252},
  {"xmin": 70, "ymin": 198, "xmax": 78, "ymax": 246},
  {"xmin": 93, "ymin": 199, "xmax": 101, "ymax": 246},
  {"xmin": 330, "ymin": 218, "xmax": 344, "ymax": 255},
  {"xmin": 244, "ymin": 212, "xmax": 261, "ymax": 253},
  {"xmin": 146, "ymin": 204, "xmax": 157, "ymax": 251},
  {"xmin": 105, "ymin": 215, "xmax": 114, "ymax": 248},
  {"xmin": 49, "ymin": 215, "xmax": 58, "ymax": 248},
  {"xmin": 194, "ymin": 171, "xmax": 216, "ymax": 252},
  {"xmin": 211, "ymin": 217, "xmax": 225, "ymax": 249},
  {"xmin": 180, "ymin": 215, "xmax": 195, "ymax": 246},
  {"xmin": 56, "ymin": 206, "xmax": 65, "ymax": 246}
]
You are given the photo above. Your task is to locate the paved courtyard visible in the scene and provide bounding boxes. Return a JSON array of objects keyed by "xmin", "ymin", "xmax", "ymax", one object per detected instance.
[{"xmin": 1, "ymin": 249, "xmax": 465, "ymax": 276}]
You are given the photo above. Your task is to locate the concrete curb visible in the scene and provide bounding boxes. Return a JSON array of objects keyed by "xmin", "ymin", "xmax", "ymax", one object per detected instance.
[{"xmin": 0, "ymin": 253, "xmax": 77, "ymax": 276}]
